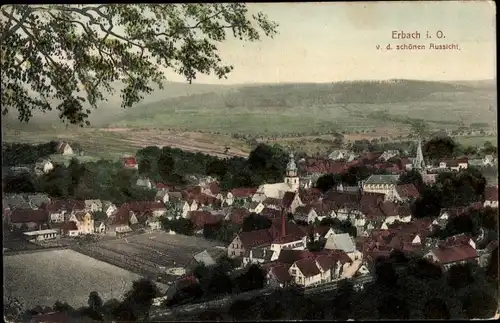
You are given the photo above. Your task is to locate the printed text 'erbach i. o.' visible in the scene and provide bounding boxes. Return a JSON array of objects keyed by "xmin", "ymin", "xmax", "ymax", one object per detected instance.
[{"xmin": 375, "ymin": 30, "xmax": 461, "ymax": 51}]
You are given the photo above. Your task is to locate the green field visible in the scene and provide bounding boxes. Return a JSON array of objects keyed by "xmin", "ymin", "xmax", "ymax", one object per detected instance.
[
  {"xmin": 456, "ymin": 135, "xmax": 498, "ymax": 147},
  {"xmin": 2, "ymin": 128, "xmax": 140, "ymax": 160}
]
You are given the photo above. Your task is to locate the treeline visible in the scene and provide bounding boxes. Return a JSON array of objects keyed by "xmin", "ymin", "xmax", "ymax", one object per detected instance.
[
  {"xmin": 3, "ymin": 159, "xmax": 156, "ymax": 206},
  {"xmin": 2, "ymin": 141, "xmax": 58, "ymax": 166},
  {"xmin": 165, "ymin": 258, "xmax": 266, "ymax": 307},
  {"xmin": 136, "ymin": 143, "xmax": 289, "ymax": 190}
]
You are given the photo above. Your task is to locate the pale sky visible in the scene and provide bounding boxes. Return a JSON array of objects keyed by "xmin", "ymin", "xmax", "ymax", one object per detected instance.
[{"xmin": 164, "ymin": 1, "xmax": 496, "ymax": 84}]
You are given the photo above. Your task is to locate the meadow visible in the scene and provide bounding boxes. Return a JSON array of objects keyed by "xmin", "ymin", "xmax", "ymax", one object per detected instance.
[
  {"xmin": 456, "ymin": 135, "xmax": 497, "ymax": 147},
  {"xmin": 3, "ymin": 249, "xmax": 144, "ymax": 309}
]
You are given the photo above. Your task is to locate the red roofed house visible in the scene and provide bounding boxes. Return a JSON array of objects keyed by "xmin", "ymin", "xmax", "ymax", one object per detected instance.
[
  {"xmin": 425, "ymin": 244, "xmax": 479, "ymax": 271},
  {"xmin": 127, "ymin": 201, "xmax": 167, "ymax": 218},
  {"xmin": 121, "ymin": 156, "xmax": 138, "ymax": 169},
  {"xmin": 267, "ymin": 264, "xmax": 294, "ymax": 288},
  {"xmin": 294, "ymin": 205, "xmax": 322, "ymax": 224},
  {"xmin": 227, "ymin": 229, "xmax": 274, "ymax": 258},
  {"xmin": 188, "ymin": 211, "xmax": 222, "ymax": 231},
  {"xmin": 106, "ymin": 206, "xmax": 133, "ymax": 236},
  {"xmin": 439, "ymin": 233, "xmax": 476, "ymax": 250},
  {"xmin": 298, "ymin": 188, "xmax": 322, "ymax": 204},
  {"xmin": 228, "ymin": 207, "xmax": 250, "ymax": 225},
  {"xmin": 8, "ymin": 209, "xmax": 49, "ymax": 231},
  {"xmin": 227, "ymin": 210, "xmax": 307, "ymax": 259},
  {"xmin": 225, "ymin": 187, "xmax": 258, "ymax": 206},
  {"xmin": 282, "ymin": 191, "xmax": 303, "ymax": 213},
  {"xmin": 388, "ymin": 183, "xmax": 421, "ymax": 203},
  {"xmin": 289, "ymin": 257, "xmax": 322, "ymax": 287},
  {"xmin": 484, "ymin": 186, "xmax": 498, "ymax": 208},
  {"xmin": 67, "ymin": 211, "xmax": 94, "ymax": 235},
  {"xmin": 43, "ymin": 199, "xmax": 86, "ymax": 223},
  {"xmin": 61, "ymin": 221, "xmax": 80, "ymax": 237},
  {"xmin": 201, "ymin": 182, "xmax": 221, "ymax": 197},
  {"xmin": 314, "ymin": 253, "xmax": 352, "ymax": 284}
]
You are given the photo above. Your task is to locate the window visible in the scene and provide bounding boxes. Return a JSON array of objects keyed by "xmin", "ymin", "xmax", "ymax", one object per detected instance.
[{"xmin": 291, "ymin": 269, "xmax": 296, "ymax": 275}]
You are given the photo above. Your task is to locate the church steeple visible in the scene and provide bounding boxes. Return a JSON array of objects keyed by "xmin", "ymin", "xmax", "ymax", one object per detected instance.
[
  {"xmin": 413, "ymin": 138, "xmax": 425, "ymax": 171},
  {"xmin": 286, "ymin": 152, "xmax": 297, "ymax": 177},
  {"xmin": 284, "ymin": 152, "xmax": 299, "ymax": 192}
]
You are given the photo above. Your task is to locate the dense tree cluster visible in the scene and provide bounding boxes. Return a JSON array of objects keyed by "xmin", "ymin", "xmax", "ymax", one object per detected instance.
[
  {"xmin": 2, "ymin": 141, "xmax": 58, "ymax": 166},
  {"xmin": 136, "ymin": 143, "xmax": 289, "ymax": 190},
  {"xmin": 165, "ymin": 259, "xmax": 266, "ymax": 307},
  {"xmin": 4, "ymin": 158, "xmax": 156, "ymax": 205},
  {"xmin": 203, "ymin": 221, "xmax": 240, "ymax": 244},
  {"xmin": 315, "ymin": 165, "xmax": 390, "ymax": 192},
  {"xmin": 412, "ymin": 167, "xmax": 487, "ymax": 218}
]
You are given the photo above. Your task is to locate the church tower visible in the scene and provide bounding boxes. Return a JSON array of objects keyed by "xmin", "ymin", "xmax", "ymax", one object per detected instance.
[
  {"xmin": 284, "ymin": 152, "xmax": 300, "ymax": 192},
  {"xmin": 413, "ymin": 138, "xmax": 426, "ymax": 174}
]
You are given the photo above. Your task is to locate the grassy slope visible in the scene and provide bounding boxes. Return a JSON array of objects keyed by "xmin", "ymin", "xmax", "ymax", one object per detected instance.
[
  {"xmin": 109, "ymin": 79, "xmax": 497, "ymax": 135},
  {"xmin": 1, "ymin": 81, "xmax": 238, "ymax": 128}
]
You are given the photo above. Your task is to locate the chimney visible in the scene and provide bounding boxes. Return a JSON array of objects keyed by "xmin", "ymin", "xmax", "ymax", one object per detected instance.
[{"xmin": 281, "ymin": 208, "xmax": 286, "ymax": 237}]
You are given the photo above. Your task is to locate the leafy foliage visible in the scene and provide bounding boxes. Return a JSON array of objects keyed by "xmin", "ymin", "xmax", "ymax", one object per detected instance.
[
  {"xmin": 398, "ymin": 169, "xmax": 425, "ymax": 192},
  {"xmin": 203, "ymin": 220, "xmax": 239, "ymax": 243},
  {"xmin": 315, "ymin": 173, "xmax": 342, "ymax": 193},
  {"xmin": 114, "ymin": 278, "xmax": 159, "ymax": 321},
  {"xmin": 423, "ymin": 136, "xmax": 460, "ymax": 161},
  {"xmin": 2, "ymin": 141, "xmax": 57, "ymax": 166},
  {"xmin": 1, "ymin": 4, "xmax": 278, "ymax": 125},
  {"xmin": 241, "ymin": 213, "xmax": 272, "ymax": 232}
]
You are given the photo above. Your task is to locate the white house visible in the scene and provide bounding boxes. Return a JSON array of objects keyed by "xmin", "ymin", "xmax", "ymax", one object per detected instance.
[
  {"xmin": 155, "ymin": 191, "xmax": 170, "ymax": 204},
  {"xmin": 379, "ymin": 150, "xmax": 399, "ymax": 161},
  {"xmin": 294, "ymin": 206, "xmax": 325, "ymax": 224},
  {"xmin": 136, "ymin": 178, "xmax": 153, "ymax": 190},
  {"xmin": 334, "ymin": 207, "xmax": 363, "ymax": 223},
  {"xmin": 246, "ymin": 201, "xmax": 265, "ymax": 214},
  {"xmin": 425, "ymin": 244, "xmax": 479, "ymax": 271},
  {"xmin": 181, "ymin": 200, "xmax": 199, "ymax": 218},
  {"xmin": 145, "ymin": 217, "xmax": 162, "ymax": 231},
  {"xmin": 35, "ymin": 160, "xmax": 54, "ymax": 175},
  {"xmin": 94, "ymin": 221, "xmax": 106, "ymax": 234},
  {"xmin": 56, "ymin": 142, "xmax": 73, "ymax": 155},
  {"xmin": 102, "ymin": 201, "xmax": 118, "ymax": 217},
  {"xmin": 269, "ymin": 235, "xmax": 306, "ymax": 257},
  {"xmin": 84, "ymin": 200, "xmax": 103, "ymax": 213},
  {"xmin": 242, "ymin": 247, "xmax": 275, "ymax": 267},
  {"xmin": 328, "ymin": 150, "xmax": 354, "ymax": 161},
  {"xmin": 289, "ymin": 258, "xmax": 323, "ymax": 287}
]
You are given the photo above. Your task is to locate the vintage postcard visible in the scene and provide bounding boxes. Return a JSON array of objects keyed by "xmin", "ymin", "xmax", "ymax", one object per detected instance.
[{"xmin": 2, "ymin": 1, "xmax": 497, "ymax": 322}]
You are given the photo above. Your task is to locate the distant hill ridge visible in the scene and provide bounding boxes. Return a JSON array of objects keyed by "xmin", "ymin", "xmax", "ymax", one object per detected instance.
[
  {"xmin": 2, "ymin": 79, "xmax": 495, "ymax": 129},
  {"xmin": 118, "ymin": 79, "xmax": 493, "ymax": 117}
]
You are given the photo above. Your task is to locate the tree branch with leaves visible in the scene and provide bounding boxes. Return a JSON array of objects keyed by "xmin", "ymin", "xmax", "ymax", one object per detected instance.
[{"xmin": 1, "ymin": 4, "xmax": 278, "ymax": 125}]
